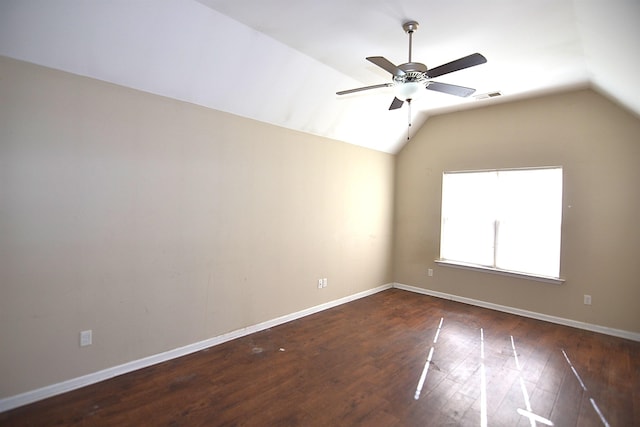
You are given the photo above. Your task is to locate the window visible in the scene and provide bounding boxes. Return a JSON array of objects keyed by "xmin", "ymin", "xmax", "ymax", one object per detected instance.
[{"xmin": 439, "ymin": 167, "xmax": 563, "ymax": 279}]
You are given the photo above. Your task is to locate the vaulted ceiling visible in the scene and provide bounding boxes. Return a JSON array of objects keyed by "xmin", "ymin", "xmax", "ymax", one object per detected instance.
[{"xmin": 1, "ymin": 0, "xmax": 638, "ymax": 153}]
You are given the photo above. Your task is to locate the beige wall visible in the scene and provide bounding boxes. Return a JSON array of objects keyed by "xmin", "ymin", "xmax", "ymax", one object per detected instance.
[
  {"xmin": 0, "ymin": 56, "xmax": 395, "ymax": 398},
  {"xmin": 2, "ymin": 53, "xmax": 639, "ymax": 402},
  {"xmin": 393, "ymin": 89, "xmax": 640, "ymax": 333}
]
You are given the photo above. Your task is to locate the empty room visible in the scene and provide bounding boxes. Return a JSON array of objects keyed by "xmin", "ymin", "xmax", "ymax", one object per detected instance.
[{"xmin": 1, "ymin": 1, "xmax": 639, "ymax": 426}]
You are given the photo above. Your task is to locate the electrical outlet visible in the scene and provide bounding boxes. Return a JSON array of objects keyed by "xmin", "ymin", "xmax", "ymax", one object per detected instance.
[
  {"xmin": 428, "ymin": 268, "xmax": 433, "ymax": 277},
  {"xmin": 80, "ymin": 330, "xmax": 92, "ymax": 347},
  {"xmin": 584, "ymin": 295, "xmax": 592, "ymax": 305},
  {"xmin": 318, "ymin": 279, "xmax": 323, "ymax": 289}
]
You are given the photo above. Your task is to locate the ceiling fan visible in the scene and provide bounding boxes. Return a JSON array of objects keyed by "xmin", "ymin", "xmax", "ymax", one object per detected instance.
[{"xmin": 337, "ymin": 21, "xmax": 487, "ymax": 110}]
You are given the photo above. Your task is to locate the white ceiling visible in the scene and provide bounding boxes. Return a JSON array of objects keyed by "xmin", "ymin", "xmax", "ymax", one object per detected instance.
[{"xmin": 1, "ymin": 0, "xmax": 638, "ymax": 153}]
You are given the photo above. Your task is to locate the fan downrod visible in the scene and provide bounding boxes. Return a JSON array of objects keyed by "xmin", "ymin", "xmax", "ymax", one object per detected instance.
[{"xmin": 402, "ymin": 21, "xmax": 419, "ymax": 62}]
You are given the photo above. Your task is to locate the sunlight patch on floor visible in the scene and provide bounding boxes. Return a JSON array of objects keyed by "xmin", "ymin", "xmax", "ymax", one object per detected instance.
[
  {"xmin": 511, "ymin": 335, "xmax": 554, "ymax": 426},
  {"xmin": 414, "ymin": 317, "xmax": 443, "ymax": 400},
  {"xmin": 562, "ymin": 349, "xmax": 610, "ymax": 427},
  {"xmin": 480, "ymin": 328, "xmax": 487, "ymax": 427},
  {"xmin": 412, "ymin": 325, "xmax": 611, "ymax": 426}
]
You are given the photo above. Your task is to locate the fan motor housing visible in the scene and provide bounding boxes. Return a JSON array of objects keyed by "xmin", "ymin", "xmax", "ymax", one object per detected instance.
[
  {"xmin": 398, "ymin": 62, "xmax": 427, "ymax": 73},
  {"xmin": 395, "ymin": 62, "xmax": 428, "ymax": 84}
]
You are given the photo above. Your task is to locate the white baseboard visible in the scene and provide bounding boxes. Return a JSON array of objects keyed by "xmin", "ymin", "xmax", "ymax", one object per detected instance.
[
  {"xmin": 0, "ymin": 283, "xmax": 393, "ymax": 413},
  {"xmin": 393, "ymin": 282, "xmax": 640, "ymax": 342}
]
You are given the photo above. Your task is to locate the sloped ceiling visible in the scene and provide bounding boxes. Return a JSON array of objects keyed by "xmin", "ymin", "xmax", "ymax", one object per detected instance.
[{"xmin": 1, "ymin": 0, "xmax": 638, "ymax": 153}]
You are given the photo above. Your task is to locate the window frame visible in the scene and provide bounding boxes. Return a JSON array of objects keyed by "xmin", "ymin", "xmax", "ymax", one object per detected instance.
[{"xmin": 437, "ymin": 166, "xmax": 565, "ymax": 284}]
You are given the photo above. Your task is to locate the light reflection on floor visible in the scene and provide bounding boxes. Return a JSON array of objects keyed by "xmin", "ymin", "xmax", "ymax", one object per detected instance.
[
  {"xmin": 414, "ymin": 317, "xmax": 443, "ymax": 400},
  {"xmin": 511, "ymin": 335, "xmax": 553, "ymax": 426},
  {"xmin": 413, "ymin": 323, "xmax": 610, "ymax": 426},
  {"xmin": 479, "ymin": 328, "xmax": 487, "ymax": 427},
  {"xmin": 562, "ymin": 349, "xmax": 610, "ymax": 427}
]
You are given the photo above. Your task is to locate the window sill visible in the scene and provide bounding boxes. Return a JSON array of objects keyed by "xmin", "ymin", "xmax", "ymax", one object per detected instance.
[{"xmin": 434, "ymin": 259, "xmax": 565, "ymax": 285}]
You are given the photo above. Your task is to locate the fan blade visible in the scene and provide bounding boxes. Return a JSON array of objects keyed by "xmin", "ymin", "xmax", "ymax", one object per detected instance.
[
  {"xmin": 389, "ymin": 97, "xmax": 404, "ymax": 110},
  {"xmin": 426, "ymin": 53, "xmax": 487, "ymax": 78},
  {"xmin": 366, "ymin": 56, "xmax": 406, "ymax": 77},
  {"xmin": 336, "ymin": 83, "xmax": 392, "ymax": 95},
  {"xmin": 426, "ymin": 81, "xmax": 476, "ymax": 97}
]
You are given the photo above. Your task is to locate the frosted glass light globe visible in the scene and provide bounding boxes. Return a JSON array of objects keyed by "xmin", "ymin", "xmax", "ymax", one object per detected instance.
[{"xmin": 394, "ymin": 82, "xmax": 423, "ymax": 101}]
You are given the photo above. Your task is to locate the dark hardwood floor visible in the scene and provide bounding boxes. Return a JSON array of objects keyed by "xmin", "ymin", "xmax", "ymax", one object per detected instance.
[{"xmin": 1, "ymin": 288, "xmax": 639, "ymax": 426}]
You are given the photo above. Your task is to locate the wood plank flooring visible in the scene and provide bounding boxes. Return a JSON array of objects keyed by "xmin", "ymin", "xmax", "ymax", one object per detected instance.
[{"xmin": 1, "ymin": 288, "xmax": 639, "ymax": 426}]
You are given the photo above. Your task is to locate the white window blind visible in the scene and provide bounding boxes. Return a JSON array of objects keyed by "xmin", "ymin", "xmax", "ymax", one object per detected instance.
[{"xmin": 440, "ymin": 167, "xmax": 563, "ymax": 278}]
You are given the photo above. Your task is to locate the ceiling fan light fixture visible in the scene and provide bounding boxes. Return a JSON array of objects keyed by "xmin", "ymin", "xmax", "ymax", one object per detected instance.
[
  {"xmin": 394, "ymin": 81, "xmax": 423, "ymax": 101},
  {"xmin": 336, "ymin": 20, "xmax": 487, "ymax": 110}
]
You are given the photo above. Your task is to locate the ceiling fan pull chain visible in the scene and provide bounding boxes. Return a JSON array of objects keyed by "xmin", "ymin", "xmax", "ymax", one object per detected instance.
[{"xmin": 407, "ymin": 99, "xmax": 412, "ymax": 140}]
